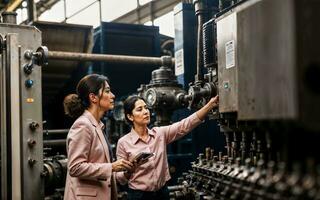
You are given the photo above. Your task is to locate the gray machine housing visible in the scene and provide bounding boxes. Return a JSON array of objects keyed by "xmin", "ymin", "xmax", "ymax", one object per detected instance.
[
  {"xmin": 217, "ymin": 0, "xmax": 320, "ymax": 130},
  {"xmin": 0, "ymin": 24, "xmax": 43, "ymax": 200}
]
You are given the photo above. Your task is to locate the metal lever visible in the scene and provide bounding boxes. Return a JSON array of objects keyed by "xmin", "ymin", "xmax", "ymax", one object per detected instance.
[{"xmin": 23, "ymin": 46, "xmax": 48, "ymax": 75}]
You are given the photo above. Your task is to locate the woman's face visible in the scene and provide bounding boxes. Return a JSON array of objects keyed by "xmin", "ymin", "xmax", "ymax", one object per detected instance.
[
  {"xmin": 98, "ymin": 81, "xmax": 115, "ymax": 111},
  {"xmin": 128, "ymin": 99, "xmax": 150, "ymax": 126}
]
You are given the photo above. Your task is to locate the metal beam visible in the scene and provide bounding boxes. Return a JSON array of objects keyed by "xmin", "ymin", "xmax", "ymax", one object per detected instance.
[
  {"xmin": 36, "ymin": 0, "xmax": 60, "ymax": 18},
  {"xmin": 43, "ymin": 129, "xmax": 69, "ymax": 135},
  {"xmin": 44, "ymin": 139, "xmax": 66, "ymax": 147},
  {"xmin": 113, "ymin": 0, "xmax": 182, "ymax": 24},
  {"xmin": 27, "ymin": 0, "xmax": 37, "ymax": 22},
  {"xmin": 5, "ymin": 0, "xmax": 22, "ymax": 12}
]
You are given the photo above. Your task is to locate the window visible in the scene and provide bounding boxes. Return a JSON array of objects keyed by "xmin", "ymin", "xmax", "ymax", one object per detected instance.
[
  {"xmin": 154, "ymin": 11, "xmax": 174, "ymax": 37},
  {"xmin": 102, "ymin": 0, "xmax": 137, "ymax": 21}
]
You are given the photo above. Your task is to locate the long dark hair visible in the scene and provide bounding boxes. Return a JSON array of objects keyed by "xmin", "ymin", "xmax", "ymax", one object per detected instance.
[
  {"xmin": 123, "ymin": 95, "xmax": 145, "ymax": 126},
  {"xmin": 63, "ymin": 74, "xmax": 109, "ymax": 118}
]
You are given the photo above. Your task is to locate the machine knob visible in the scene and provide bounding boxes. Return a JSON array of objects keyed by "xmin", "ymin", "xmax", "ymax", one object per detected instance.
[
  {"xmin": 27, "ymin": 138, "xmax": 36, "ymax": 147},
  {"xmin": 23, "ymin": 62, "xmax": 33, "ymax": 75},
  {"xmin": 28, "ymin": 157, "xmax": 37, "ymax": 166},
  {"xmin": 25, "ymin": 79, "xmax": 34, "ymax": 88},
  {"xmin": 34, "ymin": 46, "xmax": 48, "ymax": 66},
  {"xmin": 29, "ymin": 121, "xmax": 39, "ymax": 131}
]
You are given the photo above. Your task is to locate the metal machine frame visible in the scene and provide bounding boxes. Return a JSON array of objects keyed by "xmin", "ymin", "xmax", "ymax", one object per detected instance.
[{"xmin": 0, "ymin": 24, "xmax": 43, "ymax": 200}]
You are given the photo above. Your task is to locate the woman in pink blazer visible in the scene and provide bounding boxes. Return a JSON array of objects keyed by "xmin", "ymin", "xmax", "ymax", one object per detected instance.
[
  {"xmin": 116, "ymin": 95, "xmax": 219, "ymax": 200},
  {"xmin": 63, "ymin": 74, "xmax": 133, "ymax": 200}
]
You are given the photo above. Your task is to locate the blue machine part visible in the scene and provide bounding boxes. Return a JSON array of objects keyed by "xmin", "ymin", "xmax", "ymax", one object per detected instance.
[
  {"xmin": 174, "ymin": 3, "xmax": 197, "ymax": 89},
  {"xmin": 91, "ymin": 22, "xmax": 161, "ymax": 98}
]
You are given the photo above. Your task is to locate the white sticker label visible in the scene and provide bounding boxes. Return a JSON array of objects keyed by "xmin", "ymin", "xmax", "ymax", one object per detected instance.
[
  {"xmin": 175, "ymin": 49, "xmax": 184, "ymax": 76},
  {"xmin": 225, "ymin": 40, "xmax": 235, "ymax": 69}
]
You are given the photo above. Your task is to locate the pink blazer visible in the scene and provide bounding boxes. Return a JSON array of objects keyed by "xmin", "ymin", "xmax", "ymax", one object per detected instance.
[{"xmin": 64, "ymin": 110, "xmax": 117, "ymax": 200}]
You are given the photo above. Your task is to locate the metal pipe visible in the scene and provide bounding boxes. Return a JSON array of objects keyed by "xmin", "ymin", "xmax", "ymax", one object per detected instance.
[
  {"xmin": 193, "ymin": 0, "xmax": 206, "ymax": 82},
  {"xmin": 43, "ymin": 129, "xmax": 69, "ymax": 135},
  {"xmin": 63, "ymin": 0, "xmax": 67, "ymax": 21},
  {"xmin": 27, "ymin": 0, "xmax": 37, "ymax": 23},
  {"xmin": 195, "ymin": 14, "xmax": 204, "ymax": 81},
  {"xmin": 47, "ymin": 51, "xmax": 175, "ymax": 67},
  {"xmin": 44, "ymin": 139, "xmax": 66, "ymax": 147},
  {"xmin": 168, "ymin": 185, "xmax": 185, "ymax": 191},
  {"xmin": 0, "ymin": 34, "xmax": 8, "ymax": 200}
]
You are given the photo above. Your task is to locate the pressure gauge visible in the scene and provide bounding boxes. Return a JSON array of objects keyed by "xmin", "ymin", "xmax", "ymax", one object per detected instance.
[{"xmin": 145, "ymin": 88, "xmax": 157, "ymax": 107}]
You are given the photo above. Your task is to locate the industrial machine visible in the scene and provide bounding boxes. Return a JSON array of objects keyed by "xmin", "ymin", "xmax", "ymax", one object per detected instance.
[
  {"xmin": 0, "ymin": 12, "xmax": 44, "ymax": 200},
  {"xmin": 166, "ymin": 0, "xmax": 320, "ymax": 199},
  {"xmin": 0, "ymin": 12, "xmax": 173, "ymax": 199},
  {"xmin": 2, "ymin": 0, "xmax": 320, "ymax": 199},
  {"xmin": 138, "ymin": 56, "xmax": 188, "ymax": 126}
]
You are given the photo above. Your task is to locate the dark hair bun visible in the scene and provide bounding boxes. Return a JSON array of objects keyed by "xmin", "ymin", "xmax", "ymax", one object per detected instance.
[{"xmin": 63, "ymin": 94, "xmax": 84, "ymax": 118}]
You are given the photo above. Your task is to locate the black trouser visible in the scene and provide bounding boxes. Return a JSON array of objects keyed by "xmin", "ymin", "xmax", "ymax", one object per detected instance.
[{"xmin": 127, "ymin": 184, "xmax": 170, "ymax": 200}]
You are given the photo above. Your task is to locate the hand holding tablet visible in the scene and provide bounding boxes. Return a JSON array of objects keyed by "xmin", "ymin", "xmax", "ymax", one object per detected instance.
[{"xmin": 132, "ymin": 152, "xmax": 154, "ymax": 163}]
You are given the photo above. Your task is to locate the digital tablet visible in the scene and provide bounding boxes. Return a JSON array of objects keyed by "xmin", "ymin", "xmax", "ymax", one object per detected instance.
[{"xmin": 133, "ymin": 152, "xmax": 154, "ymax": 162}]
